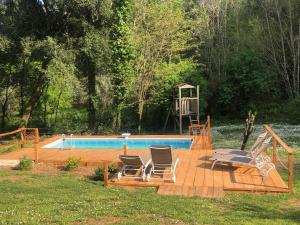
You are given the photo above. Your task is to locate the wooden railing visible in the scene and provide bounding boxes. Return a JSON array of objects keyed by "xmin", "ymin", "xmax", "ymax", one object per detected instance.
[
  {"xmin": 0, "ymin": 128, "xmax": 40, "ymax": 162},
  {"xmin": 189, "ymin": 115, "xmax": 212, "ymax": 150},
  {"xmin": 263, "ymin": 125, "xmax": 294, "ymax": 192}
]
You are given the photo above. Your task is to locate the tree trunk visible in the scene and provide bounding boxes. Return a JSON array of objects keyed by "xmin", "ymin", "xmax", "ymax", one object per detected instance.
[
  {"xmin": 88, "ymin": 72, "xmax": 96, "ymax": 132},
  {"xmin": 241, "ymin": 111, "xmax": 256, "ymax": 150},
  {"xmin": 1, "ymin": 85, "xmax": 9, "ymax": 129},
  {"xmin": 138, "ymin": 100, "xmax": 144, "ymax": 134},
  {"xmin": 20, "ymin": 75, "xmax": 47, "ymax": 128},
  {"xmin": 54, "ymin": 90, "xmax": 62, "ymax": 124}
]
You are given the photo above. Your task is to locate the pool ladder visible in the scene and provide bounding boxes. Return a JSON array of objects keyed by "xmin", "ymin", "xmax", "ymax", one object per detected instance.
[{"xmin": 61, "ymin": 134, "xmax": 74, "ymax": 150}]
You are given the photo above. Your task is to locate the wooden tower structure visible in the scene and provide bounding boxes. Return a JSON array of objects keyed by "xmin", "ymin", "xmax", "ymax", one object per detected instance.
[{"xmin": 174, "ymin": 83, "xmax": 200, "ymax": 134}]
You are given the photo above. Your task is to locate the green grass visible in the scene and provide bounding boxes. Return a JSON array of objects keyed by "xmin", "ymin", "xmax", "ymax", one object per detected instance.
[
  {"xmin": 0, "ymin": 151, "xmax": 299, "ymax": 225},
  {"xmin": 0, "ymin": 138, "xmax": 299, "ymax": 224}
]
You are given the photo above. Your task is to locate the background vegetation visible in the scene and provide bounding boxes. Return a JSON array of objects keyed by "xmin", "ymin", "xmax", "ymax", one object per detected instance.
[{"xmin": 0, "ymin": 0, "xmax": 299, "ymax": 134}]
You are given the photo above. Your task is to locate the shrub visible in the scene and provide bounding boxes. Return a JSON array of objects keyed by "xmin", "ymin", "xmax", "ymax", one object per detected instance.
[
  {"xmin": 64, "ymin": 157, "xmax": 81, "ymax": 171},
  {"xmin": 108, "ymin": 164, "xmax": 117, "ymax": 173},
  {"xmin": 94, "ymin": 164, "xmax": 117, "ymax": 181},
  {"xmin": 14, "ymin": 156, "xmax": 33, "ymax": 170},
  {"xmin": 94, "ymin": 167, "xmax": 104, "ymax": 181}
]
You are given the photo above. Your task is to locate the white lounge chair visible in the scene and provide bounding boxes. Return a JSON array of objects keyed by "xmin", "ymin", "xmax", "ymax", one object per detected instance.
[
  {"xmin": 146, "ymin": 145, "xmax": 179, "ymax": 183},
  {"xmin": 210, "ymin": 137, "xmax": 275, "ymax": 176},
  {"xmin": 117, "ymin": 155, "xmax": 151, "ymax": 180},
  {"xmin": 212, "ymin": 132, "xmax": 268, "ymax": 157}
]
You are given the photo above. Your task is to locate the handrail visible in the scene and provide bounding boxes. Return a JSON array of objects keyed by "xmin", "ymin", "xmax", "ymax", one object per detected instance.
[
  {"xmin": 188, "ymin": 115, "xmax": 211, "ymax": 150},
  {"xmin": 0, "ymin": 129, "xmax": 22, "ymax": 137},
  {"xmin": 263, "ymin": 125, "xmax": 293, "ymax": 153},
  {"xmin": 0, "ymin": 128, "xmax": 38, "ymax": 137},
  {"xmin": 263, "ymin": 124, "xmax": 294, "ymax": 193}
]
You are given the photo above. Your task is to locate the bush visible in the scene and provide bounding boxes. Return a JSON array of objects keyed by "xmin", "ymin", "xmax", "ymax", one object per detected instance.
[
  {"xmin": 14, "ymin": 156, "xmax": 33, "ymax": 170},
  {"xmin": 108, "ymin": 164, "xmax": 117, "ymax": 173},
  {"xmin": 64, "ymin": 157, "xmax": 81, "ymax": 171},
  {"xmin": 94, "ymin": 164, "xmax": 117, "ymax": 181},
  {"xmin": 215, "ymin": 49, "xmax": 279, "ymax": 118},
  {"xmin": 94, "ymin": 167, "xmax": 104, "ymax": 181}
]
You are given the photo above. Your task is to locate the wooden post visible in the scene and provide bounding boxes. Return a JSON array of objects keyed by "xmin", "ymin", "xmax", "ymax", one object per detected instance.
[
  {"xmin": 272, "ymin": 138, "xmax": 277, "ymax": 163},
  {"xmin": 20, "ymin": 128, "xmax": 25, "ymax": 148},
  {"xmin": 201, "ymin": 126, "xmax": 205, "ymax": 149},
  {"xmin": 288, "ymin": 152, "xmax": 294, "ymax": 193},
  {"xmin": 207, "ymin": 115, "xmax": 212, "ymax": 150},
  {"xmin": 34, "ymin": 128, "xmax": 39, "ymax": 163},
  {"xmin": 179, "ymin": 87, "xmax": 182, "ymax": 134},
  {"xmin": 123, "ymin": 144, "xmax": 127, "ymax": 155},
  {"xmin": 103, "ymin": 162, "xmax": 109, "ymax": 186}
]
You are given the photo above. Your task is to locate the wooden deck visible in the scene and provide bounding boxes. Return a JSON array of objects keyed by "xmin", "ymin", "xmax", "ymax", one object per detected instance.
[{"xmin": 0, "ymin": 135, "xmax": 289, "ymax": 198}]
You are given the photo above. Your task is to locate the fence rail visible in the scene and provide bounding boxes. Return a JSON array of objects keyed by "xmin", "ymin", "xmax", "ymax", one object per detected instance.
[
  {"xmin": 189, "ymin": 115, "xmax": 212, "ymax": 150},
  {"xmin": 264, "ymin": 124, "xmax": 294, "ymax": 192},
  {"xmin": 0, "ymin": 128, "xmax": 40, "ymax": 162}
]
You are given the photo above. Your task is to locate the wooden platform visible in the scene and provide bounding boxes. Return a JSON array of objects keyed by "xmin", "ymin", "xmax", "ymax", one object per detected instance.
[{"xmin": 0, "ymin": 135, "xmax": 289, "ymax": 198}]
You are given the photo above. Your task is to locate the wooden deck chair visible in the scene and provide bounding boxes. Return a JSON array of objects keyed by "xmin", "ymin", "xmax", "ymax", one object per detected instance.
[
  {"xmin": 117, "ymin": 155, "xmax": 151, "ymax": 180},
  {"xmin": 212, "ymin": 132, "xmax": 269, "ymax": 157},
  {"xmin": 146, "ymin": 145, "xmax": 179, "ymax": 183},
  {"xmin": 210, "ymin": 137, "xmax": 274, "ymax": 176}
]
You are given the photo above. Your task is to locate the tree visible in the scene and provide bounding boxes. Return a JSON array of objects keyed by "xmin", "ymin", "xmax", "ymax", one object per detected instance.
[
  {"xmin": 77, "ymin": 30, "xmax": 112, "ymax": 132},
  {"xmin": 111, "ymin": 0, "xmax": 134, "ymax": 130},
  {"xmin": 216, "ymin": 49, "xmax": 278, "ymax": 117},
  {"xmin": 129, "ymin": 0, "xmax": 190, "ymax": 133},
  {"xmin": 18, "ymin": 37, "xmax": 77, "ymax": 127},
  {"xmin": 260, "ymin": 0, "xmax": 300, "ymax": 98},
  {"xmin": 241, "ymin": 111, "xmax": 256, "ymax": 150},
  {"xmin": 0, "ymin": 35, "xmax": 17, "ymax": 129}
]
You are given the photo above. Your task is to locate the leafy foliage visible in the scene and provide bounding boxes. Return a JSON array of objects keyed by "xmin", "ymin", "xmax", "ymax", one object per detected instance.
[
  {"xmin": 0, "ymin": 0, "xmax": 299, "ymax": 133},
  {"xmin": 94, "ymin": 164, "xmax": 118, "ymax": 181},
  {"xmin": 64, "ymin": 157, "xmax": 81, "ymax": 171},
  {"xmin": 216, "ymin": 49, "xmax": 279, "ymax": 117},
  {"xmin": 14, "ymin": 156, "xmax": 33, "ymax": 170}
]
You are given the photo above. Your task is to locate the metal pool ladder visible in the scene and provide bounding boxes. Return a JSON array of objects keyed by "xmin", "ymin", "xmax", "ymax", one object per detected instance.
[{"xmin": 61, "ymin": 134, "xmax": 74, "ymax": 150}]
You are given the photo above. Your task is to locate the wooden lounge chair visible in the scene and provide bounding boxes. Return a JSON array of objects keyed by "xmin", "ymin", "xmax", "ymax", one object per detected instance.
[
  {"xmin": 117, "ymin": 155, "xmax": 151, "ymax": 180},
  {"xmin": 210, "ymin": 137, "xmax": 275, "ymax": 176},
  {"xmin": 146, "ymin": 145, "xmax": 179, "ymax": 183},
  {"xmin": 212, "ymin": 132, "xmax": 268, "ymax": 157}
]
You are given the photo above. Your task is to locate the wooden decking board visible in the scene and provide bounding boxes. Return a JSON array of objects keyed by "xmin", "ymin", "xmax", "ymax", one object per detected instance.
[
  {"xmin": 271, "ymin": 169, "xmax": 288, "ymax": 189},
  {"xmin": 0, "ymin": 134, "xmax": 289, "ymax": 197},
  {"xmin": 183, "ymin": 150, "xmax": 198, "ymax": 186},
  {"xmin": 194, "ymin": 186, "xmax": 204, "ymax": 197}
]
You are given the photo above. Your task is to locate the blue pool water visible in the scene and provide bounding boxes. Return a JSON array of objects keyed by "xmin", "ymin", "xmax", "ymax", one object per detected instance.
[{"xmin": 43, "ymin": 138, "xmax": 192, "ymax": 150}]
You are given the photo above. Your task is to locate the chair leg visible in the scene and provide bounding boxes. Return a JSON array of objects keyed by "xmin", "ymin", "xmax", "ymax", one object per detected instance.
[
  {"xmin": 146, "ymin": 166, "xmax": 153, "ymax": 182},
  {"xmin": 141, "ymin": 166, "xmax": 146, "ymax": 181},
  {"xmin": 172, "ymin": 174, "xmax": 176, "ymax": 183},
  {"xmin": 170, "ymin": 166, "xmax": 176, "ymax": 183},
  {"xmin": 211, "ymin": 160, "xmax": 218, "ymax": 169}
]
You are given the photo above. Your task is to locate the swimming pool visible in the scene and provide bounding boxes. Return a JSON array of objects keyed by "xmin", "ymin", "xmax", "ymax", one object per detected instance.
[{"xmin": 43, "ymin": 138, "xmax": 193, "ymax": 150}]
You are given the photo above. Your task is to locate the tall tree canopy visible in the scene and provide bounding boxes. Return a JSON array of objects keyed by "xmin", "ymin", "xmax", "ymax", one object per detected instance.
[{"xmin": 0, "ymin": 0, "xmax": 299, "ymax": 133}]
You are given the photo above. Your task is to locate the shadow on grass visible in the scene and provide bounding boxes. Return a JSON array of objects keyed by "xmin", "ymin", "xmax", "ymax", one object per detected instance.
[{"xmin": 231, "ymin": 201, "xmax": 300, "ymax": 223}]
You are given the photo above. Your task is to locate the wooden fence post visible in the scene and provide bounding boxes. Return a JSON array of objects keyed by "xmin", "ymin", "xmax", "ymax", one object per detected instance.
[
  {"xmin": 272, "ymin": 138, "xmax": 277, "ymax": 163},
  {"xmin": 123, "ymin": 144, "xmax": 127, "ymax": 155},
  {"xmin": 103, "ymin": 162, "xmax": 109, "ymax": 186},
  {"xmin": 207, "ymin": 115, "xmax": 212, "ymax": 150},
  {"xmin": 201, "ymin": 126, "xmax": 205, "ymax": 149},
  {"xmin": 288, "ymin": 152, "xmax": 294, "ymax": 193},
  {"xmin": 20, "ymin": 129, "xmax": 25, "ymax": 148},
  {"xmin": 34, "ymin": 128, "xmax": 39, "ymax": 163}
]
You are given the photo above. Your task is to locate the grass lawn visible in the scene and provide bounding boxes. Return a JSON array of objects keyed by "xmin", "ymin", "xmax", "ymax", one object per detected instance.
[{"xmin": 0, "ymin": 132, "xmax": 299, "ymax": 224}]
